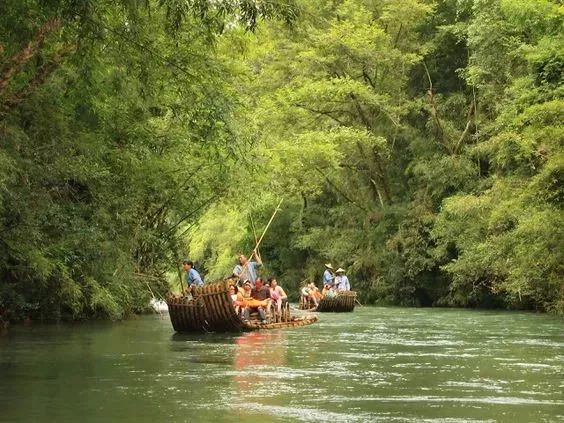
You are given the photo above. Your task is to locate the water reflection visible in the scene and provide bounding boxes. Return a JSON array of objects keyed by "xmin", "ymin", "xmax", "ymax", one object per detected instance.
[{"xmin": 233, "ymin": 331, "xmax": 287, "ymax": 394}]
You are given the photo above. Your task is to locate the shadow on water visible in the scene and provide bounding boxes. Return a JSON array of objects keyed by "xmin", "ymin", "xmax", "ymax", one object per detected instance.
[{"xmin": 171, "ymin": 330, "xmax": 243, "ymax": 344}]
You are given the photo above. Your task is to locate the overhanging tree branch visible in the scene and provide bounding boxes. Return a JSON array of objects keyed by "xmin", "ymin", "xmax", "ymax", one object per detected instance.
[
  {"xmin": 294, "ymin": 103, "xmax": 348, "ymax": 126},
  {"xmin": 0, "ymin": 18, "xmax": 61, "ymax": 90},
  {"xmin": 314, "ymin": 167, "xmax": 367, "ymax": 211}
]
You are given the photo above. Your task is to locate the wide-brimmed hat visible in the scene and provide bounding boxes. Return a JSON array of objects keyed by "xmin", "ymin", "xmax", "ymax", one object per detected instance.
[
  {"xmin": 336, "ymin": 268, "xmax": 345, "ymax": 273},
  {"xmin": 324, "ymin": 263, "xmax": 333, "ymax": 269}
]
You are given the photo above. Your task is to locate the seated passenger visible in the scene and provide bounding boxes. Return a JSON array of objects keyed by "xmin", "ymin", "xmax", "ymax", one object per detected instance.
[
  {"xmin": 229, "ymin": 285, "xmax": 245, "ymax": 317},
  {"xmin": 242, "ymin": 280, "xmax": 253, "ymax": 301},
  {"xmin": 301, "ymin": 283, "xmax": 319, "ymax": 307},
  {"xmin": 308, "ymin": 282, "xmax": 322, "ymax": 301},
  {"xmin": 301, "ymin": 285, "xmax": 310, "ymax": 306},
  {"xmin": 269, "ymin": 283, "xmax": 281, "ymax": 313},
  {"xmin": 325, "ymin": 286, "xmax": 337, "ymax": 298},
  {"xmin": 243, "ymin": 278, "xmax": 271, "ymax": 323},
  {"xmin": 269, "ymin": 278, "xmax": 287, "ymax": 303}
]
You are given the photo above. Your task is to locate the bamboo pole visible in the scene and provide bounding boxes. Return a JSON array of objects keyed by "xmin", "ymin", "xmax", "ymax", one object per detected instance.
[
  {"xmin": 176, "ymin": 261, "xmax": 185, "ymax": 294},
  {"xmin": 236, "ymin": 199, "xmax": 283, "ymax": 279},
  {"xmin": 249, "ymin": 213, "xmax": 260, "ymax": 258},
  {"xmin": 253, "ymin": 199, "xmax": 283, "ymax": 252}
]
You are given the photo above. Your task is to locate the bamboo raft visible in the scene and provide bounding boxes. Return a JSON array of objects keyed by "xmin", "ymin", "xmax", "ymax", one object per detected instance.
[
  {"xmin": 167, "ymin": 280, "xmax": 318, "ymax": 332},
  {"xmin": 299, "ymin": 291, "xmax": 357, "ymax": 312}
]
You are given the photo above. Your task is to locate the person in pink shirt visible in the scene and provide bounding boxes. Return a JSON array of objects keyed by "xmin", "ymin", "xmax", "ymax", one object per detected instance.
[{"xmin": 268, "ymin": 277, "xmax": 287, "ymax": 313}]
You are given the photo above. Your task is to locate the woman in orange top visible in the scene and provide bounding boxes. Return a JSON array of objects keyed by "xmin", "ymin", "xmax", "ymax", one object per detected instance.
[{"xmin": 308, "ymin": 282, "xmax": 323, "ymax": 300}]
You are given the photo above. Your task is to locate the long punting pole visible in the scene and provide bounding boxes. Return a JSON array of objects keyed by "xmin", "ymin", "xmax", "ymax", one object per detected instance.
[
  {"xmin": 249, "ymin": 213, "xmax": 260, "ymax": 258},
  {"xmin": 237, "ymin": 199, "xmax": 283, "ymax": 277},
  {"xmin": 252, "ymin": 199, "xmax": 283, "ymax": 253}
]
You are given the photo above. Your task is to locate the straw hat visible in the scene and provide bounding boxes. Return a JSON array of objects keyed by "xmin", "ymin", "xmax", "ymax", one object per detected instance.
[
  {"xmin": 324, "ymin": 263, "xmax": 333, "ymax": 269},
  {"xmin": 336, "ymin": 268, "xmax": 345, "ymax": 273}
]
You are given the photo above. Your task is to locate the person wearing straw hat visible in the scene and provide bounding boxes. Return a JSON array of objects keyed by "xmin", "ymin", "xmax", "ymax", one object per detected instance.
[
  {"xmin": 323, "ymin": 263, "xmax": 335, "ymax": 287},
  {"xmin": 233, "ymin": 248, "xmax": 262, "ymax": 286},
  {"xmin": 334, "ymin": 268, "xmax": 350, "ymax": 291}
]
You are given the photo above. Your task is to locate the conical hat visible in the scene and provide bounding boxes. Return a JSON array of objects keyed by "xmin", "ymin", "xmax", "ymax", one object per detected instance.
[
  {"xmin": 336, "ymin": 268, "xmax": 345, "ymax": 273},
  {"xmin": 324, "ymin": 263, "xmax": 333, "ymax": 269}
]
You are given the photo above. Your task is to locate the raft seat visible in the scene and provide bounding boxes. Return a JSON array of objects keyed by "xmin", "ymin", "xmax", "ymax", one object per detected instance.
[{"xmin": 247, "ymin": 301, "xmax": 291, "ymax": 323}]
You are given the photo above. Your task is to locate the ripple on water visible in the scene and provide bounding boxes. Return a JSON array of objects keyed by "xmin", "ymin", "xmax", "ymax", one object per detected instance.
[
  {"xmin": 235, "ymin": 402, "xmax": 498, "ymax": 423},
  {"xmin": 236, "ymin": 402, "xmax": 379, "ymax": 423},
  {"xmin": 439, "ymin": 380, "xmax": 508, "ymax": 395},
  {"xmin": 510, "ymin": 339, "xmax": 564, "ymax": 348},
  {"xmin": 344, "ymin": 395, "xmax": 564, "ymax": 406}
]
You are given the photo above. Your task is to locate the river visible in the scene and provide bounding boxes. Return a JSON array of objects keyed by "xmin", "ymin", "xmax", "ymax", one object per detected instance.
[{"xmin": 0, "ymin": 307, "xmax": 562, "ymax": 422}]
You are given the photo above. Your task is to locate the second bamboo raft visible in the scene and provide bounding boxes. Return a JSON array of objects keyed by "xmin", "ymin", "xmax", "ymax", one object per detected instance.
[{"xmin": 299, "ymin": 291, "xmax": 357, "ymax": 312}]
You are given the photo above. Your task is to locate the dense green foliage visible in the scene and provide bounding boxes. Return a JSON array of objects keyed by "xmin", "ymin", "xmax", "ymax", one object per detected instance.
[
  {"xmin": 190, "ymin": 0, "xmax": 563, "ymax": 313},
  {"xmin": 1, "ymin": 0, "xmax": 562, "ymax": 321},
  {"xmin": 0, "ymin": 0, "xmax": 297, "ymax": 321}
]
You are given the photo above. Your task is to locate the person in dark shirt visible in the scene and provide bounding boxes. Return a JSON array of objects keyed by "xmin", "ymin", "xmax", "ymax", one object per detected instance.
[
  {"xmin": 243, "ymin": 278, "xmax": 271, "ymax": 323},
  {"xmin": 251, "ymin": 278, "xmax": 271, "ymax": 301}
]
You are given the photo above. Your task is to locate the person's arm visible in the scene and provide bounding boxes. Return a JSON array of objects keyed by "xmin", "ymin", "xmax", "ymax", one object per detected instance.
[
  {"xmin": 278, "ymin": 287, "xmax": 287, "ymax": 299},
  {"xmin": 253, "ymin": 249, "xmax": 262, "ymax": 267},
  {"xmin": 233, "ymin": 264, "xmax": 242, "ymax": 278},
  {"xmin": 235, "ymin": 292, "xmax": 245, "ymax": 306}
]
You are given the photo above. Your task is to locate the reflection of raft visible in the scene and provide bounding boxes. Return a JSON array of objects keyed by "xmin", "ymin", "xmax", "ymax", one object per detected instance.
[
  {"xmin": 300, "ymin": 291, "xmax": 357, "ymax": 312},
  {"xmin": 167, "ymin": 280, "xmax": 318, "ymax": 332}
]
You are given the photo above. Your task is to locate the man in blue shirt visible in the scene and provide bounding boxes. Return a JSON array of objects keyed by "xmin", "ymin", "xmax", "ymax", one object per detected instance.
[
  {"xmin": 335, "ymin": 268, "xmax": 350, "ymax": 291},
  {"xmin": 323, "ymin": 263, "xmax": 335, "ymax": 287},
  {"xmin": 233, "ymin": 249, "xmax": 262, "ymax": 286},
  {"xmin": 182, "ymin": 260, "xmax": 203, "ymax": 291}
]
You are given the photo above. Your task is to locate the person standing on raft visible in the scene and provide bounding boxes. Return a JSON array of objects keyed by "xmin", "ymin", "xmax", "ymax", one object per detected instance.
[
  {"xmin": 233, "ymin": 249, "xmax": 262, "ymax": 286},
  {"xmin": 334, "ymin": 268, "xmax": 351, "ymax": 291},
  {"xmin": 323, "ymin": 263, "xmax": 335, "ymax": 287}
]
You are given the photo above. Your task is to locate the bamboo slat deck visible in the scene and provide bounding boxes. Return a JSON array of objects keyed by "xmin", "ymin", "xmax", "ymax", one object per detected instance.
[
  {"xmin": 299, "ymin": 291, "xmax": 357, "ymax": 312},
  {"xmin": 167, "ymin": 280, "xmax": 318, "ymax": 332}
]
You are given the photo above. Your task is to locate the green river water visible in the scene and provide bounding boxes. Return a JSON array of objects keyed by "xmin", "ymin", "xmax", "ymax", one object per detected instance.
[{"xmin": 0, "ymin": 307, "xmax": 562, "ymax": 422}]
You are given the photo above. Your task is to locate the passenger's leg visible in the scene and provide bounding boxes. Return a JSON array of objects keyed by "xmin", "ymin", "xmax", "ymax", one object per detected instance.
[{"xmin": 258, "ymin": 307, "xmax": 266, "ymax": 321}]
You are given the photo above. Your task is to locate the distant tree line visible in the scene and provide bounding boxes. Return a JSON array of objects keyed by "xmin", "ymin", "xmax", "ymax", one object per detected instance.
[
  {"xmin": 0, "ymin": 0, "xmax": 561, "ymax": 321},
  {"xmin": 190, "ymin": 0, "xmax": 563, "ymax": 314}
]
